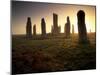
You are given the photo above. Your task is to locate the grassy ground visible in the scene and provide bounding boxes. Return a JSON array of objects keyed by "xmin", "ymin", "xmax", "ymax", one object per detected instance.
[{"xmin": 12, "ymin": 33, "xmax": 96, "ymax": 74}]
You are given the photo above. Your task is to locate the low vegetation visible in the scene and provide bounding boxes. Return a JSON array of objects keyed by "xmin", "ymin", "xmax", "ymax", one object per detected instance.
[{"xmin": 12, "ymin": 33, "xmax": 96, "ymax": 74}]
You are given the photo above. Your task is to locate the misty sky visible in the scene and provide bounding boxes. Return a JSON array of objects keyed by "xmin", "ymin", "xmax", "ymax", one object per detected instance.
[{"xmin": 11, "ymin": 1, "xmax": 96, "ymax": 34}]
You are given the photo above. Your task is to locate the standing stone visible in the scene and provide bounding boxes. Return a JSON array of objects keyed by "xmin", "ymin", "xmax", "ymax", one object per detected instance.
[
  {"xmin": 72, "ymin": 24, "xmax": 74, "ymax": 36},
  {"xmin": 77, "ymin": 10, "xmax": 89, "ymax": 43},
  {"xmin": 64, "ymin": 16, "xmax": 71, "ymax": 38},
  {"xmin": 26, "ymin": 17, "xmax": 32, "ymax": 38},
  {"xmin": 51, "ymin": 25, "xmax": 53, "ymax": 34},
  {"xmin": 71, "ymin": 24, "xmax": 74, "ymax": 42},
  {"xmin": 58, "ymin": 25, "xmax": 61, "ymax": 33},
  {"xmin": 71, "ymin": 24, "xmax": 75, "ymax": 42},
  {"xmin": 52, "ymin": 13, "xmax": 59, "ymax": 35},
  {"xmin": 41, "ymin": 18, "xmax": 46, "ymax": 36},
  {"xmin": 33, "ymin": 24, "xmax": 36, "ymax": 36}
]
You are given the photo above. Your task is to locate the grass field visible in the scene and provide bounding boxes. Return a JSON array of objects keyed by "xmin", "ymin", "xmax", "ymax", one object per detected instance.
[{"xmin": 12, "ymin": 33, "xmax": 96, "ymax": 74}]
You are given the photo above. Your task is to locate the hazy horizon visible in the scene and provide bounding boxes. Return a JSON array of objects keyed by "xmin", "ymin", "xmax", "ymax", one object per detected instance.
[{"xmin": 11, "ymin": 1, "xmax": 96, "ymax": 35}]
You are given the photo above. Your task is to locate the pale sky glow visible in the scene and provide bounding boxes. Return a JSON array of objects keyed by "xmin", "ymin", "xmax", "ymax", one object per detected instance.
[{"xmin": 12, "ymin": 1, "xmax": 96, "ymax": 34}]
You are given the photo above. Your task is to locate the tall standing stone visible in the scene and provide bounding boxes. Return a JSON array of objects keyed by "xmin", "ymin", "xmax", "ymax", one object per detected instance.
[
  {"xmin": 26, "ymin": 17, "xmax": 32, "ymax": 38},
  {"xmin": 33, "ymin": 24, "xmax": 36, "ymax": 36},
  {"xmin": 41, "ymin": 18, "xmax": 46, "ymax": 36},
  {"xmin": 52, "ymin": 13, "xmax": 59, "ymax": 35},
  {"xmin": 64, "ymin": 16, "xmax": 71, "ymax": 38},
  {"xmin": 77, "ymin": 10, "xmax": 89, "ymax": 43}
]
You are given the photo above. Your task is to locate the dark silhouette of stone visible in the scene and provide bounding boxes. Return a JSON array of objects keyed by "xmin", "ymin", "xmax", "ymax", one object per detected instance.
[
  {"xmin": 33, "ymin": 24, "xmax": 36, "ymax": 36},
  {"xmin": 26, "ymin": 17, "xmax": 32, "ymax": 38},
  {"xmin": 51, "ymin": 25, "xmax": 53, "ymax": 34},
  {"xmin": 41, "ymin": 18, "xmax": 46, "ymax": 36},
  {"xmin": 58, "ymin": 25, "xmax": 61, "ymax": 33},
  {"xmin": 77, "ymin": 10, "xmax": 89, "ymax": 43},
  {"xmin": 64, "ymin": 16, "xmax": 71, "ymax": 38},
  {"xmin": 71, "ymin": 24, "xmax": 75, "ymax": 42},
  {"xmin": 52, "ymin": 13, "xmax": 60, "ymax": 35},
  {"xmin": 72, "ymin": 24, "xmax": 74, "ymax": 36}
]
